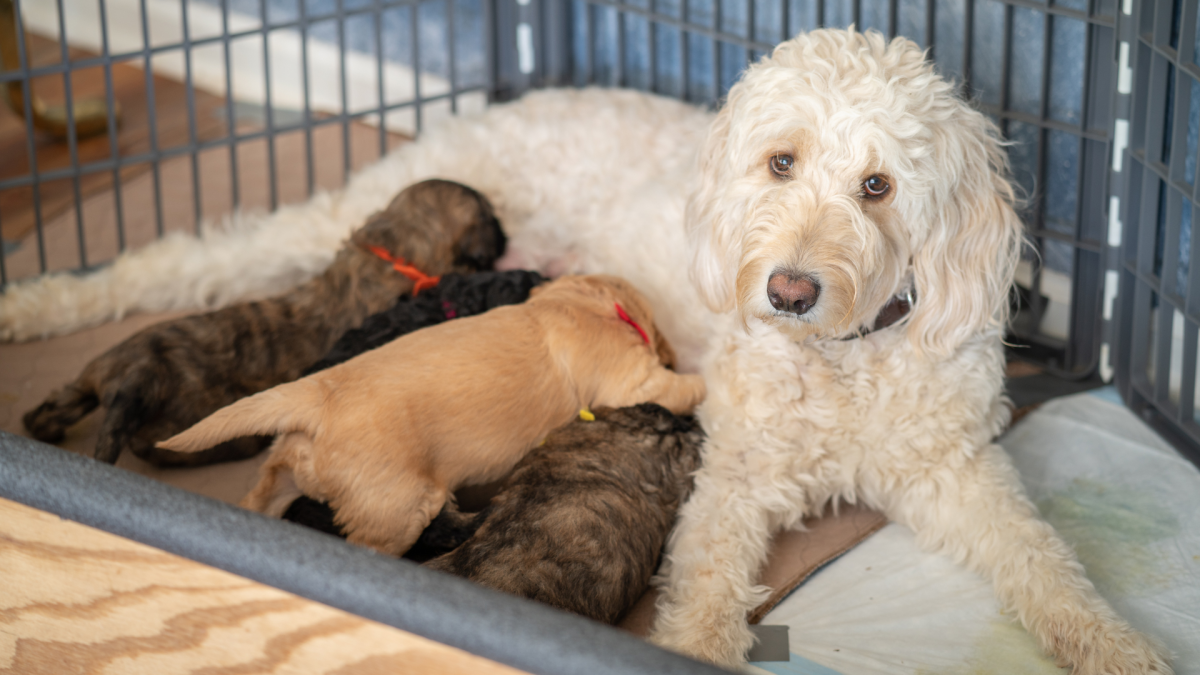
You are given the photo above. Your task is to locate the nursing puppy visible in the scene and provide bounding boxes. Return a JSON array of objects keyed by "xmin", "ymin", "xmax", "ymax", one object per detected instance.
[
  {"xmin": 305, "ymin": 269, "xmax": 546, "ymax": 375},
  {"xmin": 158, "ymin": 275, "xmax": 706, "ymax": 556},
  {"xmin": 423, "ymin": 404, "xmax": 703, "ymax": 624},
  {"xmin": 22, "ymin": 180, "xmax": 504, "ymax": 466}
]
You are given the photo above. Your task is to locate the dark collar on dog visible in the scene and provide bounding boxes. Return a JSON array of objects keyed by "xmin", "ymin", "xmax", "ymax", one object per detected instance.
[{"xmin": 839, "ymin": 289, "xmax": 914, "ymax": 340}]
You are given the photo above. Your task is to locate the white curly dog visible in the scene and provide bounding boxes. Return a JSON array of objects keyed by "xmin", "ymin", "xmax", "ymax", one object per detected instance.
[{"xmin": 2, "ymin": 28, "xmax": 1170, "ymax": 674}]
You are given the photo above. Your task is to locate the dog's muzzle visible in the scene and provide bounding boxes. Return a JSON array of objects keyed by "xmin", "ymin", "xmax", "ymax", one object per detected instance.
[{"xmin": 767, "ymin": 271, "xmax": 820, "ymax": 316}]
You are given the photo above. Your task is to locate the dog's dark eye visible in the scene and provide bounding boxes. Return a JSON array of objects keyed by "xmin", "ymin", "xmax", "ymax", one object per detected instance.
[
  {"xmin": 769, "ymin": 154, "xmax": 794, "ymax": 178},
  {"xmin": 863, "ymin": 174, "xmax": 890, "ymax": 198}
]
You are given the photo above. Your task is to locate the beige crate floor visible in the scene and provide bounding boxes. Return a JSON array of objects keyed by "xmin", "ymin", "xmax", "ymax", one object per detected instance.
[{"xmin": 0, "ymin": 308, "xmax": 267, "ymax": 504}]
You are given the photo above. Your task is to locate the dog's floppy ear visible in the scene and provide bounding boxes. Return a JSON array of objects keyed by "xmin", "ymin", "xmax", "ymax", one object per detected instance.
[
  {"xmin": 907, "ymin": 105, "xmax": 1023, "ymax": 357},
  {"xmin": 686, "ymin": 100, "xmax": 741, "ymax": 314}
]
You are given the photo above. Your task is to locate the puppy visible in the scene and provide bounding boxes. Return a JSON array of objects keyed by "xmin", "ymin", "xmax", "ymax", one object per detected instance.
[
  {"xmin": 22, "ymin": 180, "xmax": 505, "ymax": 466},
  {"xmin": 285, "ymin": 403, "xmax": 703, "ymax": 627},
  {"xmin": 305, "ymin": 269, "xmax": 546, "ymax": 375},
  {"xmin": 157, "ymin": 275, "xmax": 706, "ymax": 556},
  {"xmin": 423, "ymin": 404, "xmax": 703, "ymax": 624},
  {"xmin": 283, "ymin": 268, "xmax": 545, "ymax": 536}
]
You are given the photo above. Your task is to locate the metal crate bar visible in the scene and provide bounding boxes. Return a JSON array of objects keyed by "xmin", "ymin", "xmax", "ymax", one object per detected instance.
[
  {"xmin": 0, "ymin": 0, "xmax": 485, "ymax": 286},
  {"xmin": 0, "ymin": 0, "xmax": 436, "ymax": 82},
  {"xmin": 53, "ymin": 0, "xmax": 88, "ymax": 268},
  {"xmin": 11, "ymin": 0, "xmax": 47, "ymax": 275},
  {"xmin": 98, "ymin": 0, "xmax": 126, "ymax": 253},
  {"xmin": 1114, "ymin": 0, "xmax": 1200, "ymax": 463},
  {"xmin": 0, "ymin": 89, "xmax": 481, "ymax": 193}
]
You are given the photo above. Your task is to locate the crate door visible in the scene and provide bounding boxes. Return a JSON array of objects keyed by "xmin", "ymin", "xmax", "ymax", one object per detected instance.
[{"xmin": 1113, "ymin": 0, "xmax": 1200, "ymax": 466}]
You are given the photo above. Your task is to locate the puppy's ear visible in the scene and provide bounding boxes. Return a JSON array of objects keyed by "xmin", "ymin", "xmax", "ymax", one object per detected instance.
[
  {"xmin": 451, "ymin": 191, "xmax": 507, "ymax": 271},
  {"xmin": 687, "ymin": 100, "xmax": 741, "ymax": 314},
  {"xmin": 907, "ymin": 105, "xmax": 1023, "ymax": 357}
]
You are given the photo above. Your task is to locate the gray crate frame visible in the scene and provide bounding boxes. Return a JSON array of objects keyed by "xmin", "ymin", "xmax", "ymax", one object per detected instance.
[
  {"xmin": 1112, "ymin": 0, "xmax": 1200, "ymax": 466},
  {"xmin": 0, "ymin": 430, "xmax": 729, "ymax": 675},
  {"xmin": 0, "ymin": 0, "xmax": 489, "ymax": 280},
  {"xmin": 1, "ymin": 0, "xmax": 1121, "ymax": 381}
]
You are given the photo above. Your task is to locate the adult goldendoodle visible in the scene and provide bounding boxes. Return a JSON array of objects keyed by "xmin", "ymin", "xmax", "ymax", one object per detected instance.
[
  {"xmin": 645, "ymin": 31, "xmax": 1170, "ymax": 674},
  {"xmin": 2, "ymin": 28, "xmax": 1169, "ymax": 674}
]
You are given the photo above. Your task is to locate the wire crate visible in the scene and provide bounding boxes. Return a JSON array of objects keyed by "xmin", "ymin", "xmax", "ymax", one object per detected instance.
[
  {"xmin": 1112, "ymin": 0, "xmax": 1200, "ymax": 467},
  {"xmin": 2, "ymin": 1, "xmax": 1195, "ymax": 670},
  {"xmin": 0, "ymin": 0, "xmax": 1122, "ymax": 381}
]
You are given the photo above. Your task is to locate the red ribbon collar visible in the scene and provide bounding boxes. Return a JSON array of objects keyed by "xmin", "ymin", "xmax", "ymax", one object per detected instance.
[
  {"xmin": 366, "ymin": 245, "xmax": 440, "ymax": 294},
  {"xmin": 615, "ymin": 302, "xmax": 650, "ymax": 345}
]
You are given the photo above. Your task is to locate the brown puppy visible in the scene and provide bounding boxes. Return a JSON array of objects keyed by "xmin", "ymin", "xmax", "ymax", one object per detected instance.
[
  {"xmin": 158, "ymin": 275, "xmax": 707, "ymax": 556},
  {"xmin": 423, "ymin": 404, "xmax": 704, "ymax": 624},
  {"xmin": 23, "ymin": 180, "xmax": 505, "ymax": 466}
]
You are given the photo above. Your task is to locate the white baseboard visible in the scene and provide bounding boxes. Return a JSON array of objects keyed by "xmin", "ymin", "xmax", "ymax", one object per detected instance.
[{"xmin": 20, "ymin": 0, "xmax": 484, "ymax": 135}]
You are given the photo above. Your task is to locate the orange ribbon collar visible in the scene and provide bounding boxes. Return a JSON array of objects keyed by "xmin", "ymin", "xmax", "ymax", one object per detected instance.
[
  {"xmin": 615, "ymin": 303, "xmax": 650, "ymax": 345},
  {"xmin": 366, "ymin": 245, "xmax": 440, "ymax": 294}
]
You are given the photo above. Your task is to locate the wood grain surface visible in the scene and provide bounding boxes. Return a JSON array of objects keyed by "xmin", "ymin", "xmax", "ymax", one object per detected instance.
[{"xmin": 0, "ymin": 498, "xmax": 530, "ymax": 675}]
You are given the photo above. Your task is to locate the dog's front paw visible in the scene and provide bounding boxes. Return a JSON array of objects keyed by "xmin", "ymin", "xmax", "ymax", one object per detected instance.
[
  {"xmin": 648, "ymin": 618, "xmax": 756, "ymax": 669},
  {"xmin": 1053, "ymin": 622, "xmax": 1172, "ymax": 675}
]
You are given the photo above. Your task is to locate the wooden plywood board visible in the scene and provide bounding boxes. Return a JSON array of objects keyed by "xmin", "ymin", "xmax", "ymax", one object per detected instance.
[{"xmin": 0, "ymin": 497, "xmax": 532, "ymax": 675}]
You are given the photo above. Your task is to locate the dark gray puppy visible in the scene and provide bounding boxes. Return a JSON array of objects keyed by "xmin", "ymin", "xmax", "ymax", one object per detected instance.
[{"xmin": 422, "ymin": 403, "xmax": 704, "ymax": 624}]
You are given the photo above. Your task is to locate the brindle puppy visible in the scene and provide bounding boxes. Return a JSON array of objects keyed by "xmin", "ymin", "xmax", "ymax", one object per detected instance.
[
  {"xmin": 286, "ymin": 404, "xmax": 703, "ymax": 624},
  {"xmin": 423, "ymin": 404, "xmax": 703, "ymax": 623},
  {"xmin": 23, "ymin": 180, "xmax": 506, "ymax": 466}
]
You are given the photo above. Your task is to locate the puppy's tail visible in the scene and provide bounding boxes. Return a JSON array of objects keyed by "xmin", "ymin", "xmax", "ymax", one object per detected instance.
[{"xmin": 156, "ymin": 379, "xmax": 324, "ymax": 453}]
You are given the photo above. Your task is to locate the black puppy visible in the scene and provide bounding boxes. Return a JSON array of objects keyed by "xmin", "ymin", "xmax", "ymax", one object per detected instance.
[
  {"xmin": 303, "ymin": 269, "xmax": 546, "ymax": 375},
  {"xmin": 286, "ymin": 404, "xmax": 704, "ymax": 624}
]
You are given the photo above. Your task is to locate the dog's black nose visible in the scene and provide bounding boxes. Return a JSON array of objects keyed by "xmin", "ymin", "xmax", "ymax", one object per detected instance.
[{"xmin": 767, "ymin": 272, "xmax": 820, "ymax": 315}]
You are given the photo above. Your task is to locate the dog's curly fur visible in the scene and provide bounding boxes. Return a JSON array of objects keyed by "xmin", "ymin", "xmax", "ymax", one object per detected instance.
[
  {"xmin": 646, "ymin": 30, "xmax": 1172, "ymax": 673},
  {"xmin": 304, "ymin": 269, "xmax": 546, "ymax": 375},
  {"xmin": 285, "ymin": 404, "xmax": 703, "ymax": 625},
  {"xmin": 22, "ymin": 180, "xmax": 505, "ymax": 466},
  {"xmin": 1, "ymin": 26, "xmax": 1172, "ymax": 673}
]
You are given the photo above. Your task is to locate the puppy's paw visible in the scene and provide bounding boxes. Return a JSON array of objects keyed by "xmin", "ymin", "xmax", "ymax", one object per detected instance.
[{"xmin": 23, "ymin": 386, "xmax": 98, "ymax": 442}]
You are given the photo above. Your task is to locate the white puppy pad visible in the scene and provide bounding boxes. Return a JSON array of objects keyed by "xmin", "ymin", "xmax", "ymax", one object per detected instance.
[{"xmin": 749, "ymin": 389, "xmax": 1200, "ymax": 675}]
